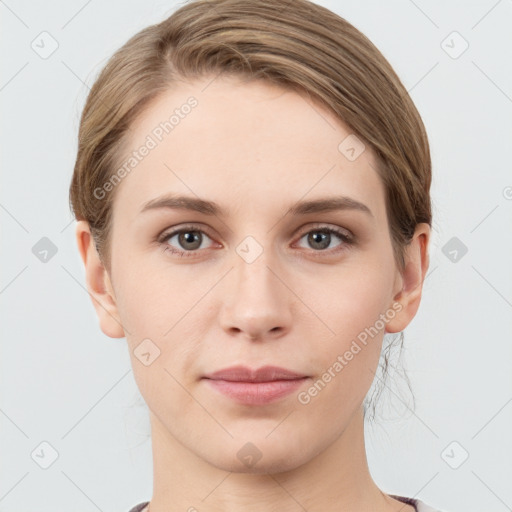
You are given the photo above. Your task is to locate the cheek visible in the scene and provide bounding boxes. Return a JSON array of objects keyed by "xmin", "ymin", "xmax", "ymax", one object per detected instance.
[
  {"xmin": 305, "ymin": 258, "xmax": 394, "ymax": 340},
  {"xmin": 298, "ymin": 293, "xmax": 388, "ymax": 414},
  {"xmin": 112, "ymin": 251, "xmax": 195, "ymax": 336},
  {"xmin": 125, "ymin": 319, "xmax": 201, "ymax": 424},
  {"xmin": 112, "ymin": 254, "xmax": 210, "ymax": 384},
  {"xmin": 304, "ymin": 260, "xmax": 393, "ymax": 387}
]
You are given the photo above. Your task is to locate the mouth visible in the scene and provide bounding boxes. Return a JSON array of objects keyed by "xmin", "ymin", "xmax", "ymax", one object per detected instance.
[{"xmin": 202, "ymin": 365, "xmax": 310, "ymax": 405}]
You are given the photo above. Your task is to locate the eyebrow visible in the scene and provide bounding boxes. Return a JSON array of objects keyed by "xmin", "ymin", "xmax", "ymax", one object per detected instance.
[{"xmin": 140, "ymin": 194, "xmax": 373, "ymax": 218}]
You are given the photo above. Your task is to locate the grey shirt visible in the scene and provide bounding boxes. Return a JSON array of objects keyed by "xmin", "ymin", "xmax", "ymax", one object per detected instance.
[{"xmin": 128, "ymin": 495, "xmax": 446, "ymax": 511}]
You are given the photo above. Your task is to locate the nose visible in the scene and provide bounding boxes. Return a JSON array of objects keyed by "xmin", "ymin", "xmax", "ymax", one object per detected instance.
[{"xmin": 218, "ymin": 247, "xmax": 293, "ymax": 341}]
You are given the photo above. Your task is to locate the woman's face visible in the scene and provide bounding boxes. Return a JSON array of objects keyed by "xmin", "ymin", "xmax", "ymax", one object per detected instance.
[{"xmin": 81, "ymin": 75, "xmax": 428, "ymax": 473}]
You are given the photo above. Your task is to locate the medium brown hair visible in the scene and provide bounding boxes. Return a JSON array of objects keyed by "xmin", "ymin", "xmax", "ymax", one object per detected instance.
[
  {"xmin": 69, "ymin": 0, "xmax": 431, "ymax": 274},
  {"xmin": 69, "ymin": 0, "xmax": 432, "ymax": 420}
]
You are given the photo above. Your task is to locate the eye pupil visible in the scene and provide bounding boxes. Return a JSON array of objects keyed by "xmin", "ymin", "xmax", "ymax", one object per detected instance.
[
  {"xmin": 308, "ymin": 231, "xmax": 330, "ymax": 250},
  {"xmin": 179, "ymin": 231, "xmax": 202, "ymax": 250}
]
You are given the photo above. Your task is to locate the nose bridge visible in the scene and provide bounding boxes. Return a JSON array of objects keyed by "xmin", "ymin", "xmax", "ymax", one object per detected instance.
[
  {"xmin": 237, "ymin": 244, "xmax": 275, "ymax": 294},
  {"xmin": 218, "ymin": 235, "xmax": 292, "ymax": 339}
]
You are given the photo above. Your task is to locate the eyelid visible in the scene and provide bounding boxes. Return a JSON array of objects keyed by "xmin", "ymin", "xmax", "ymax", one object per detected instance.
[
  {"xmin": 157, "ymin": 222, "xmax": 355, "ymax": 260},
  {"xmin": 294, "ymin": 222, "xmax": 353, "ymax": 240},
  {"xmin": 158, "ymin": 223, "xmax": 216, "ymax": 243},
  {"xmin": 158, "ymin": 222, "xmax": 353, "ymax": 244}
]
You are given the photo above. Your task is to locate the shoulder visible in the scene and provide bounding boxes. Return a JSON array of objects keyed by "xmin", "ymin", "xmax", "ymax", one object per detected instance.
[
  {"xmin": 391, "ymin": 494, "xmax": 449, "ymax": 512},
  {"xmin": 415, "ymin": 500, "xmax": 449, "ymax": 512},
  {"xmin": 127, "ymin": 502, "xmax": 150, "ymax": 512},
  {"xmin": 127, "ymin": 498, "xmax": 450, "ymax": 512}
]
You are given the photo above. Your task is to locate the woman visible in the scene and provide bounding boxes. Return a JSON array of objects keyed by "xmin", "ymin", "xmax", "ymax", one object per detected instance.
[{"xmin": 69, "ymin": 0, "xmax": 446, "ymax": 510}]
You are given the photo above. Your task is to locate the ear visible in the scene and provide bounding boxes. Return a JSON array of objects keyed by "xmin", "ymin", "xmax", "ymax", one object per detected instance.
[
  {"xmin": 75, "ymin": 220, "xmax": 125, "ymax": 338},
  {"xmin": 385, "ymin": 223, "xmax": 431, "ymax": 333}
]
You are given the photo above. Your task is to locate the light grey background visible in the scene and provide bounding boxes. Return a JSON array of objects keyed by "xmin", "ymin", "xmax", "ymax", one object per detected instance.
[{"xmin": 1, "ymin": 1, "xmax": 511, "ymax": 511}]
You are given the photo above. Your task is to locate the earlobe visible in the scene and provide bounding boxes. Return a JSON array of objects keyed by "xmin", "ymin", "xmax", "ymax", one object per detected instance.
[
  {"xmin": 75, "ymin": 220, "xmax": 125, "ymax": 339},
  {"xmin": 385, "ymin": 223, "xmax": 431, "ymax": 334}
]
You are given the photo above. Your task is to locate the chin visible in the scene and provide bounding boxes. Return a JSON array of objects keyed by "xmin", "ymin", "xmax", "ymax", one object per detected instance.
[
  {"xmin": 215, "ymin": 453, "xmax": 305, "ymax": 475},
  {"xmin": 199, "ymin": 436, "xmax": 311, "ymax": 475}
]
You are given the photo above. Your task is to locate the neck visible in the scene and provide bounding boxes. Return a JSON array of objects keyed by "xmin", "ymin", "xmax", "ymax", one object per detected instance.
[{"xmin": 145, "ymin": 405, "xmax": 406, "ymax": 512}]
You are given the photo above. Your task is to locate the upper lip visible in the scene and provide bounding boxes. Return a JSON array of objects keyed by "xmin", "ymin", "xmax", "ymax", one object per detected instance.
[{"xmin": 203, "ymin": 365, "xmax": 307, "ymax": 382}]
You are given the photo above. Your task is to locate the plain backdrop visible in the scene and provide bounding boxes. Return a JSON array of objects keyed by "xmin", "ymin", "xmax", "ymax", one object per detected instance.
[{"xmin": 1, "ymin": 1, "xmax": 511, "ymax": 511}]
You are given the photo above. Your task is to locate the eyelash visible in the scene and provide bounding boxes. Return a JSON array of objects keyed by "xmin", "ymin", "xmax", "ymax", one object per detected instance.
[{"xmin": 157, "ymin": 224, "xmax": 355, "ymax": 259}]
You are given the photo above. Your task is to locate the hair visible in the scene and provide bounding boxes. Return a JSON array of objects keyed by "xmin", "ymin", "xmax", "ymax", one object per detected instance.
[{"xmin": 69, "ymin": 0, "xmax": 432, "ymax": 421}]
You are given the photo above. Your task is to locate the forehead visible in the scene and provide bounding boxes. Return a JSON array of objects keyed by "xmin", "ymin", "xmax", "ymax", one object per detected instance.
[{"xmin": 112, "ymin": 75, "xmax": 387, "ymax": 225}]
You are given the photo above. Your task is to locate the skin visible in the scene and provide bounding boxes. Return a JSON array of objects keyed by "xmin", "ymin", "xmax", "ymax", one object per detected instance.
[{"xmin": 76, "ymin": 75, "xmax": 430, "ymax": 512}]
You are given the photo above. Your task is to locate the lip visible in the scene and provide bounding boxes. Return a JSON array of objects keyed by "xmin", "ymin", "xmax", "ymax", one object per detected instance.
[
  {"xmin": 203, "ymin": 365, "xmax": 307, "ymax": 382},
  {"xmin": 202, "ymin": 365, "xmax": 309, "ymax": 405}
]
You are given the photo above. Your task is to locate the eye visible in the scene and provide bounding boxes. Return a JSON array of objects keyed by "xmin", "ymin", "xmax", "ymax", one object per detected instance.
[
  {"xmin": 294, "ymin": 225, "xmax": 354, "ymax": 255},
  {"xmin": 158, "ymin": 225, "xmax": 217, "ymax": 258},
  {"xmin": 157, "ymin": 223, "xmax": 355, "ymax": 260}
]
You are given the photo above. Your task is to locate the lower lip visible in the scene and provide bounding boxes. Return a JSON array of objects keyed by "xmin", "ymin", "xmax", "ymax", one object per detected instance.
[{"xmin": 203, "ymin": 378, "xmax": 308, "ymax": 405}]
